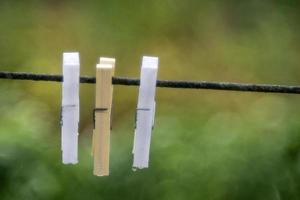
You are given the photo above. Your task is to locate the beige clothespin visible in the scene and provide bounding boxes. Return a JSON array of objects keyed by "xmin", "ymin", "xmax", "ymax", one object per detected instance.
[{"xmin": 92, "ymin": 57, "xmax": 115, "ymax": 176}]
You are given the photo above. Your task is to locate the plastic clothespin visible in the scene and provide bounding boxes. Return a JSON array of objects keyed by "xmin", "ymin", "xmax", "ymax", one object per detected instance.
[
  {"xmin": 133, "ymin": 56, "xmax": 159, "ymax": 169},
  {"xmin": 92, "ymin": 57, "xmax": 115, "ymax": 176},
  {"xmin": 61, "ymin": 52, "xmax": 80, "ymax": 164}
]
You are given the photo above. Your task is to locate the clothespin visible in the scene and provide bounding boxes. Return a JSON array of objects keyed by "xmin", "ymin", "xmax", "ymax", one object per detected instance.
[
  {"xmin": 61, "ymin": 52, "xmax": 80, "ymax": 164},
  {"xmin": 133, "ymin": 56, "xmax": 159, "ymax": 169},
  {"xmin": 92, "ymin": 57, "xmax": 115, "ymax": 176}
]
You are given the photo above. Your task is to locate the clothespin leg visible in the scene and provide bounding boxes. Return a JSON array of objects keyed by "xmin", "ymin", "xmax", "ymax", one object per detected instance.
[
  {"xmin": 132, "ymin": 56, "xmax": 159, "ymax": 170},
  {"xmin": 92, "ymin": 58, "xmax": 115, "ymax": 176},
  {"xmin": 61, "ymin": 52, "xmax": 80, "ymax": 165}
]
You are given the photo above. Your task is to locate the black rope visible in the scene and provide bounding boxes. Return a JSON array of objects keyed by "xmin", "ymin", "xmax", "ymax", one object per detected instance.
[{"xmin": 0, "ymin": 71, "xmax": 300, "ymax": 94}]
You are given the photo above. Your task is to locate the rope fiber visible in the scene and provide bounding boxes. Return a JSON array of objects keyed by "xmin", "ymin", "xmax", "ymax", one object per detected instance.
[{"xmin": 0, "ymin": 71, "xmax": 300, "ymax": 94}]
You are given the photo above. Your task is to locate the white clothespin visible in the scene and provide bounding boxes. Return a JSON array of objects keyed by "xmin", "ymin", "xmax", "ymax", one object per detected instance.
[
  {"xmin": 61, "ymin": 52, "xmax": 80, "ymax": 164},
  {"xmin": 92, "ymin": 57, "xmax": 115, "ymax": 176},
  {"xmin": 133, "ymin": 56, "xmax": 159, "ymax": 169}
]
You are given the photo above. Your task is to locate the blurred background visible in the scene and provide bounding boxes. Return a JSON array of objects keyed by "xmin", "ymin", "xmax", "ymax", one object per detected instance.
[{"xmin": 1, "ymin": 0, "xmax": 300, "ymax": 199}]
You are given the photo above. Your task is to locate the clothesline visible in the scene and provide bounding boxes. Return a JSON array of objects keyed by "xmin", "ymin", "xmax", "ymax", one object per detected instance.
[{"xmin": 0, "ymin": 71, "xmax": 299, "ymax": 94}]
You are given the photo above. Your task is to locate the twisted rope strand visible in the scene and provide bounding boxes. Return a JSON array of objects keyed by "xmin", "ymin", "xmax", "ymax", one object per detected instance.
[{"xmin": 0, "ymin": 71, "xmax": 299, "ymax": 94}]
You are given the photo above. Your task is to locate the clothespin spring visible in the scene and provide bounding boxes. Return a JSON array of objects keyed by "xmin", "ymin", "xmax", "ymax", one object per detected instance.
[{"xmin": 60, "ymin": 104, "xmax": 76, "ymax": 126}]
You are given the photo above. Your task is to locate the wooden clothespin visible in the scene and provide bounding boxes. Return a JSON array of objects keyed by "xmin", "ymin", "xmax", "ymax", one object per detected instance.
[
  {"xmin": 61, "ymin": 52, "xmax": 80, "ymax": 164},
  {"xmin": 92, "ymin": 57, "xmax": 115, "ymax": 176},
  {"xmin": 133, "ymin": 56, "xmax": 159, "ymax": 169}
]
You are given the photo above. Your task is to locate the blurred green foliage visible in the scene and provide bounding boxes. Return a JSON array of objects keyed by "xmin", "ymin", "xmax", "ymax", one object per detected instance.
[{"xmin": 1, "ymin": 0, "xmax": 300, "ymax": 199}]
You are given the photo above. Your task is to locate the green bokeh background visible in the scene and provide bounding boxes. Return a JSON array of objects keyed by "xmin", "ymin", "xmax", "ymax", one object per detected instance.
[{"xmin": 1, "ymin": 0, "xmax": 300, "ymax": 199}]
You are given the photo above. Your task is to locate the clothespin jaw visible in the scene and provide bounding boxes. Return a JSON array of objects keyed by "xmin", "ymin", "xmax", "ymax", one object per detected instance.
[
  {"xmin": 133, "ymin": 56, "xmax": 159, "ymax": 170},
  {"xmin": 92, "ymin": 57, "xmax": 115, "ymax": 176},
  {"xmin": 61, "ymin": 52, "xmax": 80, "ymax": 164}
]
